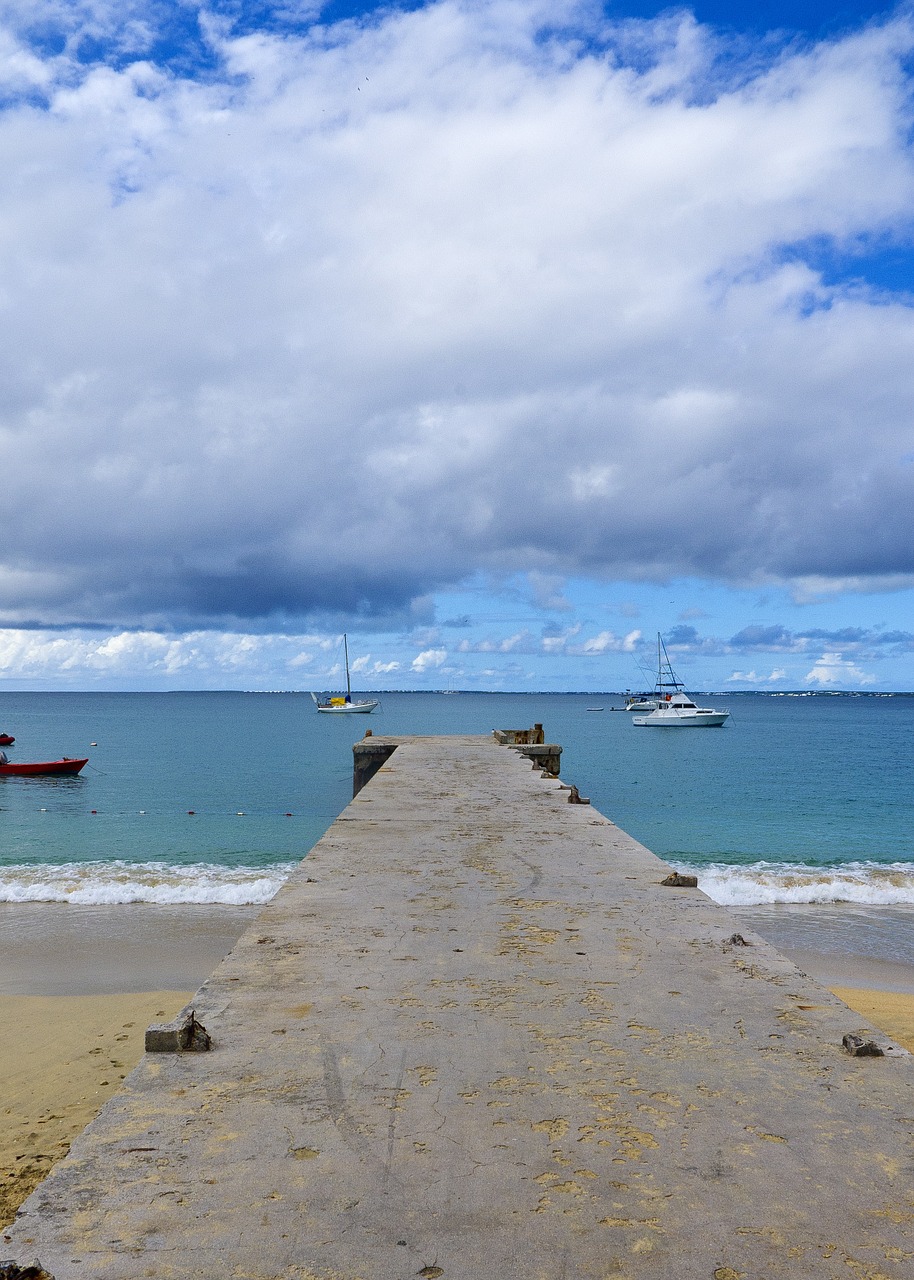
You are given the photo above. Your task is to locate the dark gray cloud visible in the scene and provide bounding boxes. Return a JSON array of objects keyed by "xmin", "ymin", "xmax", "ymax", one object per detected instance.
[
  {"xmin": 730, "ymin": 624, "xmax": 914, "ymax": 653},
  {"xmin": 730, "ymin": 625, "xmax": 795, "ymax": 649},
  {"xmin": 1, "ymin": 4, "xmax": 914, "ymax": 628}
]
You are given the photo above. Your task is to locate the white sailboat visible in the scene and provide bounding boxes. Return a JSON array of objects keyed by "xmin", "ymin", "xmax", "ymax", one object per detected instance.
[
  {"xmin": 311, "ymin": 635, "xmax": 379, "ymax": 714},
  {"xmin": 632, "ymin": 635, "xmax": 729, "ymax": 728}
]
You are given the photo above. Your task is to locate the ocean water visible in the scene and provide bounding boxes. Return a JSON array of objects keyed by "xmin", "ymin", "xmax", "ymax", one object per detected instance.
[{"xmin": 0, "ymin": 690, "xmax": 912, "ymax": 916}]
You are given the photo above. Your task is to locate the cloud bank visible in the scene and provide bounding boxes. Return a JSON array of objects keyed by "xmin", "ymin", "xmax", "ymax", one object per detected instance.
[{"xmin": 1, "ymin": 0, "xmax": 914, "ymax": 632}]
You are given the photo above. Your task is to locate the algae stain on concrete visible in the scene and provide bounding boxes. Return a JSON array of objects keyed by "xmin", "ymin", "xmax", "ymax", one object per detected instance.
[{"xmin": 532, "ymin": 1117, "xmax": 569, "ymax": 1140}]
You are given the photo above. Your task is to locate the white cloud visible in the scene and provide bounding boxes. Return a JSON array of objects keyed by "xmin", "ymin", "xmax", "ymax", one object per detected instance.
[
  {"xmin": 726, "ymin": 666, "xmax": 788, "ymax": 683},
  {"xmin": 580, "ymin": 628, "xmax": 641, "ymax": 654},
  {"xmin": 0, "ymin": 29, "xmax": 53, "ymax": 92},
  {"xmin": 542, "ymin": 624, "xmax": 582, "ymax": 653},
  {"xmin": 0, "ymin": 2, "xmax": 912, "ymax": 636},
  {"xmin": 805, "ymin": 651, "xmax": 876, "ymax": 686},
  {"xmin": 0, "ymin": 626, "xmax": 367, "ymax": 686},
  {"xmin": 412, "ymin": 647, "xmax": 447, "ymax": 671},
  {"xmin": 350, "ymin": 653, "xmax": 401, "ymax": 675}
]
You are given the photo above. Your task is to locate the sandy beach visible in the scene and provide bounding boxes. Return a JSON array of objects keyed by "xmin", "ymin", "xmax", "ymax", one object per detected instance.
[
  {"xmin": 0, "ymin": 903, "xmax": 257, "ymax": 1228},
  {"xmin": 3, "ymin": 901, "xmax": 914, "ymax": 1230},
  {"xmin": 828, "ymin": 987, "xmax": 914, "ymax": 1054},
  {"xmin": 0, "ymin": 990, "xmax": 191, "ymax": 1228}
]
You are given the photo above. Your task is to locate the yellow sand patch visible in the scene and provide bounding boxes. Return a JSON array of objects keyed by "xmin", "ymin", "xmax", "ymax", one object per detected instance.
[
  {"xmin": 829, "ymin": 988, "xmax": 914, "ymax": 1054},
  {"xmin": 0, "ymin": 991, "xmax": 191, "ymax": 1228}
]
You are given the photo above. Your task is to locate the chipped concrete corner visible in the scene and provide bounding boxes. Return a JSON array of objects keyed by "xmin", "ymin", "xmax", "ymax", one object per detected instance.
[
  {"xmin": 144, "ymin": 1009, "xmax": 212, "ymax": 1053},
  {"xmin": 5, "ymin": 732, "xmax": 914, "ymax": 1279}
]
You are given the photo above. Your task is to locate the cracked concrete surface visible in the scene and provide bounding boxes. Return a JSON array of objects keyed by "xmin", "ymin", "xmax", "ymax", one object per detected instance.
[{"xmin": 4, "ymin": 734, "xmax": 914, "ymax": 1278}]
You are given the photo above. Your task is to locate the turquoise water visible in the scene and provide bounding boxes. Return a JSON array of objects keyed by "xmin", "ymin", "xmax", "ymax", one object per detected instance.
[{"xmin": 0, "ymin": 690, "xmax": 911, "ymax": 906}]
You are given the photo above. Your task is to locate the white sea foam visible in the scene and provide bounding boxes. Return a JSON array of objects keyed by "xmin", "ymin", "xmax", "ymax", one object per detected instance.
[
  {"xmin": 0, "ymin": 860, "xmax": 297, "ymax": 905},
  {"xmin": 679, "ymin": 861, "xmax": 914, "ymax": 907},
  {"xmin": 7, "ymin": 857, "xmax": 914, "ymax": 909}
]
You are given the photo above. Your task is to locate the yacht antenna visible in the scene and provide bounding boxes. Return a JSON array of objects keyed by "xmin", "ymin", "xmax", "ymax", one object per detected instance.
[{"xmin": 656, "ymin": 633, "xmax": 684, "ymax": 694}]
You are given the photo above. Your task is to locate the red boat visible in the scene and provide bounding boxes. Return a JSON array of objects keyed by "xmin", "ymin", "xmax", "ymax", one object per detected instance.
[
  {"xmin": 0, "ymin": 734, "xmax": 14, "ymax": 746},
  {"xmin": 0, "ymin": 757, "xmax": 88, "ymax": 776}
]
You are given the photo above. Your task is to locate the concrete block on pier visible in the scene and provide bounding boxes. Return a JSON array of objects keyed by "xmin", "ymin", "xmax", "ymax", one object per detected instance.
[
  {"xmin": 144, "ymin": 1008, "xmax": 211, "ymax": 1053},
  {"xmin": 492, "ymin": 723, "xmax": 545, "ymax": 744},
  {"xmin": 504, "ymin": 740, "xmax": 562, "ymax": 775},
  {"xmin": 0, "ymin": 1263, "xmax": 54, "ymax": 1280},
  {"xmin": 492, "ymin": 727, "xmax": 561, "ymax": 775}
]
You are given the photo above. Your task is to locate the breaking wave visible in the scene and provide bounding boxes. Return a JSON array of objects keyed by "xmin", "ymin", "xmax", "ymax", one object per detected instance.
[
  {"xmin": 0, "ymin": 859, "xmax": 297, "ymax": 905},
  {"xmin": 679, "ymin": 860, "xmax": 914, "ymax": 907},
  {"xmin": 6, "ymin": 857, "xmax": 914, "ymax": 909}
]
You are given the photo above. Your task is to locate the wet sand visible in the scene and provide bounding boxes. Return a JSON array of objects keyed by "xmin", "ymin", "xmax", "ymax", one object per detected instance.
[
  {"xmin": 731, "ymin": 904, "xmax": 914, "ymax": 1047},
  {"xmin": 0, "ymin": 902, "xmax": 259, "ymax": 996},
  {"xmin": 733, "ymin": 903, "xmax": 914, "ymax": 992}
]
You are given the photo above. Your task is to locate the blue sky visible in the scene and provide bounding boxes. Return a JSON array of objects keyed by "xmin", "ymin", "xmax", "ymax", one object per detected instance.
[{"xmin": 1, "ymin": 0, "xmax": 914, "ymax": 691}]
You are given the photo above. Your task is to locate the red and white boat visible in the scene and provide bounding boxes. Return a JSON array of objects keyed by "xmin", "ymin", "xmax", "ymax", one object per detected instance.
[{"xmin": 0, "ymin": 756, "xmax": 88, "ymax": 776}]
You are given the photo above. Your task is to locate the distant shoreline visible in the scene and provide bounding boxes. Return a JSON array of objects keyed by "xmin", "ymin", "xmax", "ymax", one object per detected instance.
[{"xmin": 3, "ymin": 686, "xmax": 914, "ymax": 695}]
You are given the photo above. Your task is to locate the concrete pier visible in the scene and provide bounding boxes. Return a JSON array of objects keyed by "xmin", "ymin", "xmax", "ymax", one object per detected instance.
[{"xmin": 5, "ymin": 732, "xmax": 914, "ymax": 1278}]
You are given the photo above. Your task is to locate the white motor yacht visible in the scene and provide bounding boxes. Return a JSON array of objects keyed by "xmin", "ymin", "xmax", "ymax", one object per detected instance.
[{"xmin": 631, "ymin": 636, "xmax": 729, "ymax": 728}]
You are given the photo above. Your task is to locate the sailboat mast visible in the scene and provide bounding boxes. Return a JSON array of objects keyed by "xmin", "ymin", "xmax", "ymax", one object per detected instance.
[{"xmin": 343, "ymin": 634, "xmax": 352, "ymax": 698}]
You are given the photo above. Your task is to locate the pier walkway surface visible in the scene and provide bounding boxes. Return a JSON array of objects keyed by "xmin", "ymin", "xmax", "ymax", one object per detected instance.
[{"xmin": 5, "ymin": 733, "xmax": 914, "ymax": 1279}]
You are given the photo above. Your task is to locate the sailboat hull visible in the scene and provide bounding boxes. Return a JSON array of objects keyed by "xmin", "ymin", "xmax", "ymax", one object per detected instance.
[
  {"xmin": 315, "ymin": 700, "xmax": 378, "ymax": 714},
  {"xmin": 311, "ymin": 635, "xmax": 378, "ymax": 713}
]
